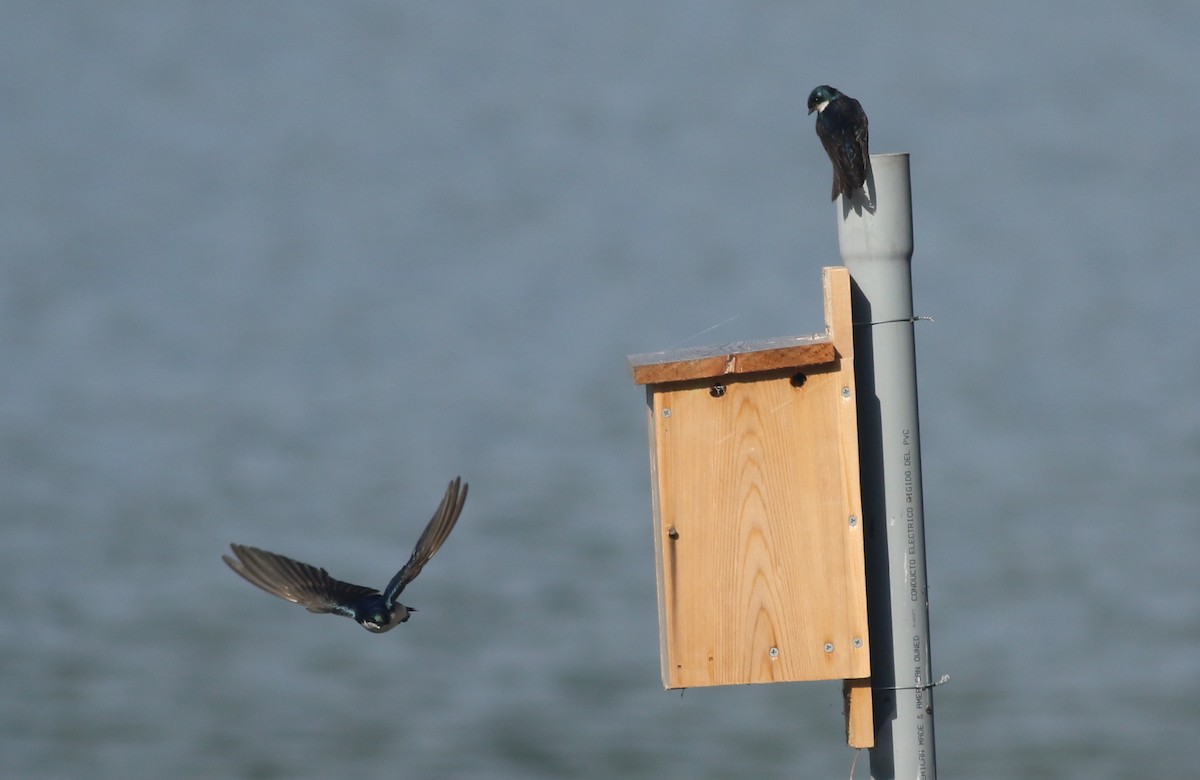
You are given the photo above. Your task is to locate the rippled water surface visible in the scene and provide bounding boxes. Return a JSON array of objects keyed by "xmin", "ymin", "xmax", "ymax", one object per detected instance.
[{"xmin": 3, "ymin": 3, "xmax": 1199, "ymax": 778}]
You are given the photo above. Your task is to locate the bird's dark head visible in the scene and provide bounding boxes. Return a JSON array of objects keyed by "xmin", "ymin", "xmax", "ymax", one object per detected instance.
[
  {"xmin": 807, "ymin": 85, "xmax": 841, "ymax": 115},
  {"xmin": 354, "ymin": 593, "xmax": 417, "ymax": 633}
]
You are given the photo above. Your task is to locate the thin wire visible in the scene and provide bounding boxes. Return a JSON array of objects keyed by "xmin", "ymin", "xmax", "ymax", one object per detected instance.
[
  {"xmin": 853, "ymin": 315, "xmax": 935, "ymax": 327},
  {"xmin": 665, "ymin": 314, "xmax": 742, "ymax": 350},
  {"xmin": 875, "ymin": 673, "xmax": 950, "ymax": 692}
]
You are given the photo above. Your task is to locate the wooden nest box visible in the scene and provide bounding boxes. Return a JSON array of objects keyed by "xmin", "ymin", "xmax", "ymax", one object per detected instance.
[{"xmin": 628, "ymin": 267, "xmax": 872, "ymax": 745}]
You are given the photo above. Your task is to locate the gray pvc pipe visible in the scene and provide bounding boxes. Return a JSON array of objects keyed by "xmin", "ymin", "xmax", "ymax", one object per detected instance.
[{"xmin": 838, "ymin": 154, "xmax": 938, "ymax": 780}]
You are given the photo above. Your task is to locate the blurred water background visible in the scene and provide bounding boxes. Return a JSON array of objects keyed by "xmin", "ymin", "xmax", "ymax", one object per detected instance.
[{"xmin": 3, "ymin": 2, "xmax": 1199, "ymax": 778}]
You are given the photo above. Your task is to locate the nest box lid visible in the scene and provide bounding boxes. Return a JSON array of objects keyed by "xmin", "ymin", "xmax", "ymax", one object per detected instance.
[{"xmin": 627, "ymin": 268, "xmax": 853, "ymax": 387}]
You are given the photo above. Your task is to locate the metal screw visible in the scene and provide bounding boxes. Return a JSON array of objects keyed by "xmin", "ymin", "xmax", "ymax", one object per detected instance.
[
  {"xmin": 853, "ymin": 637, "xmax": 863, "ymax": 649},
  {"xmin": 662, "ymin": 408, "xmax": 671, "ymax": 418},
  {"xmin": 769, "ymin": 647, "xmax": 779, "ymax": 659},
  {"xmin": 824, "ymin": 642, "xmax": 834, "ymax": 653},
  {"xmin": 841, "ymin": 386, "xmax": 852, "ymax": 398},
  {"xmin": 848, "ymin": 515, "xmax": 859, "ymax": 527},
  {"xmin": 667, "ymin": 527, "xmax": 679, "ymax": 540},
  {"xmin": 709, "ymin": 384, "xmax": 726, "ymax": 398}
]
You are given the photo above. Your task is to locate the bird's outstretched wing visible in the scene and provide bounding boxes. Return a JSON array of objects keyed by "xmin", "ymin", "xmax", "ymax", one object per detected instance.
[
  {"xmin": 223, "ymin": 544, "xmax": 379, "ymax": 617},
  {"xmin": 383, "ymin": 476, "xmax": 468, "ymax": 605}
]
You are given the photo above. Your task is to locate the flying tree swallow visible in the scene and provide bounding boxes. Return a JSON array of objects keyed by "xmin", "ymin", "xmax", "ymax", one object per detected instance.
[
  {"xmin": 807, "ymin": 85, "xmax": 870, "ymax": 201},
  {"xmin": 223, "ymin": 476, "xmax": 467, "ymax": 633}
]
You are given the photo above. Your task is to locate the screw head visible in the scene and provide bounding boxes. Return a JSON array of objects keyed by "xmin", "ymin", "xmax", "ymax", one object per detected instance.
[{"xmin": 824, "ymin": 642, "xmax": 834, "ymax": 653}]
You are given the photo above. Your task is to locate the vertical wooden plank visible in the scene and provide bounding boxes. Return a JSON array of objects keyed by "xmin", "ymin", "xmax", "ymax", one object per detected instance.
[
  {"xmin": 824, "ymin": 266, "xmax": 854, "ymax": 360},
  {"xmin": 825, "ymin": 266, "xmax": 875, "ymax": 746},
  {"xmin": 843, "ymin": 677, "xmax": 876, "ymax": 748}
]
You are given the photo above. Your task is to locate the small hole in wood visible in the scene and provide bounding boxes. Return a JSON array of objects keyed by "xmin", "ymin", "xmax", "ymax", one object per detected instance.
[{"xmin": 790, "ymin": 372, "xmax": 807, "ymax": 389}]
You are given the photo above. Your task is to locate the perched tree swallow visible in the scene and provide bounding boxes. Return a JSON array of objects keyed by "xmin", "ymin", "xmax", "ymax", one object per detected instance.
[
  {"xmin": 807, "ymin": 85, "xmax": 870, "ymax": 201},
  {"xmin": 223, "ymin": 477, "xmax": 468, "ymax": 633}
]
